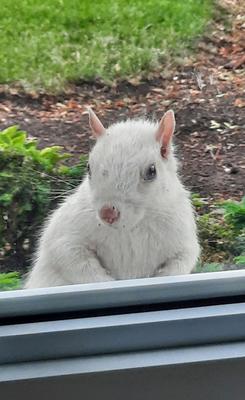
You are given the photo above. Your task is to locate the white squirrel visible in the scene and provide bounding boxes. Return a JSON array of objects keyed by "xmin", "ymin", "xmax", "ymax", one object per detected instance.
[{"xmin": 25, "ymin": 108, "xmax": 200, "ymax": 289}]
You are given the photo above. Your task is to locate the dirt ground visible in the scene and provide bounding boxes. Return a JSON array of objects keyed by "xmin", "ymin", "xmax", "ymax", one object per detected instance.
[{"xmin": 0, "ymin": 0, "xmax": 244, "ymax": 200}]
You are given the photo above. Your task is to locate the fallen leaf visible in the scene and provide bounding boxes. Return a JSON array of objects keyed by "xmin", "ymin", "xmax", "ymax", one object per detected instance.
[
  {"xmin": 234, "ymin": 98, "xmax": 245, "ymax": 108},
  {"xmin": 223, "ymin": 122, "xmax": 238, "ymax": 129},
  {"xmin": 0, "ymin": 104, "xmax": 11, "ymax": 112},
  {"xmin": 210, "ymin": 120, "xmax": 221, "ymax": 129}
]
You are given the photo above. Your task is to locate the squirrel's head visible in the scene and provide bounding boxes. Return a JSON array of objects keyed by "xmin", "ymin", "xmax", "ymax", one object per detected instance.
[{"xmin": 86, "ymin": 107, "xmax": 178, "ymax": 229}]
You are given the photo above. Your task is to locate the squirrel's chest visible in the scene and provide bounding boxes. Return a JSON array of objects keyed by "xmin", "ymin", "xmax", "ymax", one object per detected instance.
[{"xmin": 96, "ymin": 225, "xmax": 168, "ymax": 279}]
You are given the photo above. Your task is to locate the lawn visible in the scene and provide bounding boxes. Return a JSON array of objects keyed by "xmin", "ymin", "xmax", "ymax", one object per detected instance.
[{"xmin": 0, "ymin": 0, "xmax": 213, "ymax": 90}]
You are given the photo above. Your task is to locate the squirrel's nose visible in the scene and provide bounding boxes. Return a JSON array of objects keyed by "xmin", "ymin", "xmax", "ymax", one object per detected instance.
[{"xmin": 99, "ymin": 206, "xmax": 120, "ymax": 224}]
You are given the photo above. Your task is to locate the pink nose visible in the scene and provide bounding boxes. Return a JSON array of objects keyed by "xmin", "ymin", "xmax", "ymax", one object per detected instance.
[{"xmin": 99, "ymin": 206, "xmax": 120, "ymax": 224}]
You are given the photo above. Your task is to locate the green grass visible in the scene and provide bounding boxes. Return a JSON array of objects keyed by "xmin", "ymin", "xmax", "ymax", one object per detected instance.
[
  {"xmin": 0, "ymin": 0, "xmax": 213, "ymax": 90},
  {"xmin": 194, "ymin": 263, "xmax": 224, "ymax": 274},
  {"xmin": 0, "ymin": 272, "xmax": 22, "ymax": 291}
]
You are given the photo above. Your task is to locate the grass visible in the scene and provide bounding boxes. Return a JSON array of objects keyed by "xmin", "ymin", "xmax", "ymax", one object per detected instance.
[
  {"xmin": 194, "ymin": 263, "xmax": 224, "ymax": 274},
  {"xmin": 0, "ymin": 272, "xmax": 22, "ymax": 291},
  {"xmin": 0, "ymin": 0, "xmax": 213, "ymax": 91}
]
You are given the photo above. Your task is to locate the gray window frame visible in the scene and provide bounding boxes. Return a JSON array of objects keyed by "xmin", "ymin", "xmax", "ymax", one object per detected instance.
[{"xmin": 1, "ymin": 270, "xmax": 245, "ymax": 399}]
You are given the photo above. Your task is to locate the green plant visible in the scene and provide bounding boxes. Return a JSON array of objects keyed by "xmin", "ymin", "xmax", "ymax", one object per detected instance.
[
  {"xmin": 0, "ymin": 125, "xmax": 70, "ymax": 172},
  {"xmin": 0, "ymin": 126, "xmax": 87, "ymax": 273},
  {"xmin": 194, "ymin": 262, "xmax": 224, "ymax": 273},
  {"xmin": 233, "ymin": 255, "xmax": 245, "ymax": 265},
  {"xmin": 196, "ymin": 196, "xmax": 245, "ymax": 264},
  {"xmin": 191, "ymin": 193, "xmax": 207, "ymax": 209},
  {"xmin": 221, "ymin": 197, "xmax": 245, "ymax": 232},
  {"xmin": 0, "ymin": 272, "xmax": 22, "ymax": 290},
  {"xmin": 197, "ymin": 212, "xmax": 235, "ymax": 261}
]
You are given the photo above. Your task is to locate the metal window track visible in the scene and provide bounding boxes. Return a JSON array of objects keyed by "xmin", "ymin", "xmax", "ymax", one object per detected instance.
[{"xmin": 1, "ymin": 271, "xmax": 245, "ymax": 399}]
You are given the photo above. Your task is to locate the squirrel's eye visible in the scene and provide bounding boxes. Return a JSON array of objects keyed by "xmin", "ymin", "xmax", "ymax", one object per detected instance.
[
  {"xmin": 143, "ymin": 164, "xmax": 157, "ymax": 181},
  {"xmin": 87, "ymin": 162, "xmax": 91, "ymax": 178}
]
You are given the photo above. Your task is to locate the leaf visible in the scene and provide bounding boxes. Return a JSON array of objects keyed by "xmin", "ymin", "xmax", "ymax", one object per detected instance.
[
  {"xmin": 221, "ymin": 198, "xmax": 245, "ymax": 231},
  {"xmin": 195, "ymin": 263, "xmax": 223, "ymax": 273},
  {"xmin": 223, "ymin": 122, "xmax": 238, "ymax": 129},
  {"xmin": 210, "ymin": 120, "xmax": 221, "ymax": 129},
  {"xmin": 25, "ymin": 140, "xmax": 38, "ymax": 149},
  {"xmin": 0, "ymin": 272, "xmax": 21, "ymax": 290},
  {"xmin": 0, "ymin": 125, "xmax": 19, "ymax": 137},
  {"xmin": 0, "ymin": 171, "xmax": 14, "ymax": 178},
  {"xmin": 0, "ymin": 193, "xmax": 14, "ymax": 205},
  {"xmin": 12, "ymin": 132, "xmax": 27, "ymax": 146},
  {"xmin": 234, "ymin": 98, "xmax": 245, "ymax": 108},
  {"xmin": 233, "ymin": 256, "xmax": 245, "ymax": 265}
]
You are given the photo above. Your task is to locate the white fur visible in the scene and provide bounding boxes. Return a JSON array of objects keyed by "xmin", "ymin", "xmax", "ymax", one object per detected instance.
[{"xmin": 25, "ymin": 117, "xmax": 200, "ymax": 288}]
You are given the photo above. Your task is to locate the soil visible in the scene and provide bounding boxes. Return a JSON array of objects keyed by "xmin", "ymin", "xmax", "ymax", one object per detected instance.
[{"xmin": 0, "ymin": 0, "xmax": 244, "ymax": 201}]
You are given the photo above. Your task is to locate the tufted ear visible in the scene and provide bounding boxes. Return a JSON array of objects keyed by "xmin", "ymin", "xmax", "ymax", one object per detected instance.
[
  {"xmin": 155, "ymin": 110, "xmax": 175, "ymax": 158},
  {"xmin": 87, "ymin": 107, "xmax": 106, "ymax": 138}
]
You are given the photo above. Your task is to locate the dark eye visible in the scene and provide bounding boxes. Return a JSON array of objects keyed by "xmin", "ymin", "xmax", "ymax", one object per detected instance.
[
  {"xmin": 87, "ymin": 162, "xmax": 91, "ymax": 178},
  {"xmin": 143, "ymin": 164, "xmax": 157, "ymax": 181}
]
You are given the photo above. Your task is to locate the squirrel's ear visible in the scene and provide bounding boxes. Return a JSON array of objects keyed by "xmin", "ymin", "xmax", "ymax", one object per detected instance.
[
  {"xmin": 155, "ymin": 110, "xmax": 175, "ymax": 158},
  {"xmin": 87, "ymin": 107, "xmax": 106, "ymax": 138}
]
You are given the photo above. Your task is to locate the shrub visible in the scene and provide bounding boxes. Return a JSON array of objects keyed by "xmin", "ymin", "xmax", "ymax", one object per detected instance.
[{"xmin": 0, "ymin": 126, "xmax": 87, "ymax": 272}]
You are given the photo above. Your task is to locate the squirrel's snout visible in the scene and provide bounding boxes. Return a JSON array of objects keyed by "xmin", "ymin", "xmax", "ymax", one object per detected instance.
[{"xmin": 99, "ymin": 206, "xmax": 120, "ymax": 225}]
